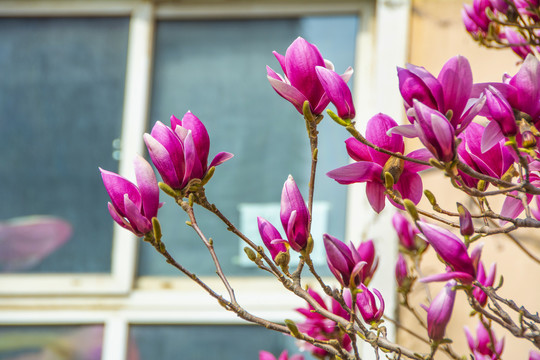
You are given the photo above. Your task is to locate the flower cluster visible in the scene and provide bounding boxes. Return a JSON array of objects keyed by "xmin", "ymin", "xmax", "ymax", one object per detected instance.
[{"xmin": 463, "ymin": 0, "xmax": 540, "ymax": 59}]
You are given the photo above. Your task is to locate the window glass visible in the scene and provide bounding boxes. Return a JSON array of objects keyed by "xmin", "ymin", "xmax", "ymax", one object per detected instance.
[
  {"xmin": 139, "ymin": 16, "xmax": 358, "ymax": 276},
  {"xmin": 0, "ymin": 18, "xmax": 129, "ymax": 273},
  {"xmin": 0, "ymin": 325, "xmax": 104, "ymax": 359},
  {"xmin": 128, "ymin": 324, "xmax": 314, "ymax": 360}
]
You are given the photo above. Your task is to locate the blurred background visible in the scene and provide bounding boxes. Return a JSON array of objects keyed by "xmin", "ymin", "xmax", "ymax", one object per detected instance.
[{"xmin": 0, "ymin": 0, "xmax": 536, "ymax": 359}]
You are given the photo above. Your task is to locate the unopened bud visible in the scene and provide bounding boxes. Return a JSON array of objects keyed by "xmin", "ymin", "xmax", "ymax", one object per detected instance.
[
  {"xmin": 457, "ymin": 203, "xmax": 474, "ymax": 236},
  {"xmin": 384, "ymin": 172, "xmax": 394, "ymax": 189},
  {"xmin": 424, "ymin": 190, "xmax": 437, "ymax": 207},
  {"xmin": 244, "ymin": 247, "xmax": 257, "ymax": 262},
  {"xmin": 403, "ymin": 199, "xmax": 419, "ymax": 222},
  {"xmin": 327, "ymin": 109, "xmax": 350, "ymax": 127},
  {"xmin": 152, "ymin": 217, "xmax": 162, "ymax": 242},
  {"xmin": 159, "ymin": 182, "xmax": 180, "ymax": 198},
  {"xmin": 285, "ymin": 319, "xmax": 301, "ymax": 338},
  {"xmin": 445, "ymin": 109, "xmax": 453, "ymax": 122},
  {"xmin": 522, "ymin": 131, "xmax": 537, "ymax": 149},
  {"xmin": 200, "ymin": 166, "xmax": 215, "ymax": 186}
]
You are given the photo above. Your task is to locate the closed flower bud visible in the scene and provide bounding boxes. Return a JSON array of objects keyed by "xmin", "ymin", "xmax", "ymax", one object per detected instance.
[
  {"xmin": 356, "ymin": 284, "xmax": 385, "ymax": 324},
  {"xmin": 257, "ymin": 217, "xmax": 288, "ymax": 262},
  {"xmin": 392, "ymin": 212, "xmax": 421, "ymax": 251},
  {"xmin": 465, "ymin": 321, "xmax": 504, "ymax": 359},
  {"xmin": 424, "ymin": 281, "xmax": 456, "ymax": 341},
  {"xmin": 395, "ymin": 253, "xmax": 409, "ymax": 288},
  {"xmin": 485, "ymin": 87, "xmax": 518, "ymax": 137},
  {"xmin": 457, "ymin": 202, "xmax": 474, "ymax": 236},
  {"xmin": 280, "ymin": 175, "xmax": 310, "ymax": 251},
  {"xmin": 315, "ymin": 66, "xmax": 356, "ymax": 120},
  {"xmin": 522, "ymin": 130, "xmax": 537, "ymax": 149}
]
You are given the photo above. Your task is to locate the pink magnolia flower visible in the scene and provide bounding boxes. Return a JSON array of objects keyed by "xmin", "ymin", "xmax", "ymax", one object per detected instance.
[
  {"xmin": 144, "ymin": 111, "xmax": 233, "ymax": 191},
  {"xmin": 280, "ymin": 175, "xmax": 310, "ymax": 251},
  {"xmin": 500, "ymin": 27, "xmax": 535, "ymax": 60},
  {"xmin": 327, "ymin": 113, "xmax": 431, "ymax": 213},
  {"xmin": 397, "ymin": 55, "xmax": 484, "ymax": 134},
  {"xmin": 422, "ymin": 281, "xmax": 456, "ymax": 341},
  {"xmin": 266, "ymin": 37, "xmax": 352, "ymax": 115},
  {"xmin": 465, "ymin": 321, "xmax": 505, "ymax": 360},
  {"xmin": 323, "ymin": 235, "xmax": 378, "ymax": 287},
  {"xmin": 100, "ymin": 156, "xmax": 161, "ymax": 237},
  {"xmin": 462, "ymin": 0, "xmax": 493, "ymax": 37},
  {"xmin": 296, "ymin": 288, "xmax": 352, "ymax": 358},
  {"xmin": 356, "ymin": 284, "xmax": 385, "ymax": 324},
  {"xmin": 259, "ymin": 350, "xmax": 304, "ymax": 360},
  {"xmin": 315, "ymin": 66, "xmax": 355, "ymax": 119}
]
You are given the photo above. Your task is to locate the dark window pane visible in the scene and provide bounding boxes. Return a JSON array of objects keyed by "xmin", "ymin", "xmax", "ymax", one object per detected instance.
[
  {"xmin": 129, "ymin": 324, "xmax": 314, "ymax": 360},
  {"xmin": 139, "ymin": 16, "xmax": 358, "ymax": 276},
  {"xmin": 0, "ymin": 18, "xmax": 129, "ymax": 272}
]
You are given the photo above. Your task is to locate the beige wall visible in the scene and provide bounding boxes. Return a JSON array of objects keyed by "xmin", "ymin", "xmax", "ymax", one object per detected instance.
[{"xmin": 399, "ymin": 0, "xmax": 540, "ymax": 358}]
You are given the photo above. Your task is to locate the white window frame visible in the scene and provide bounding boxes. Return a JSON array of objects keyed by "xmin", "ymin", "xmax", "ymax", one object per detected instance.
[{"xmin": 0, "ymin": 1, "xmax": 410, "ymax": 359}]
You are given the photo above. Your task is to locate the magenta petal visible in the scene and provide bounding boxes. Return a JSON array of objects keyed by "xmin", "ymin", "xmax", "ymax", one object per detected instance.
[
  {"xmin": 259, "ymin": 351, "xmax": 277, "ymax": 360},
  {"xmin": 438, "ymin": 55, "xmax": 473, "ymax": 118},
  {"xmin": 182, "ymin": 130, "xmax": 203, "ymax": 185},
  {"xmin": 107, "ymin": 202, "xmax": 133, "ymax": 232},
  {"xmin": 456, "ymin": 95, "xmax": 486, "ymax": 133},
  {"xmin": 180, "ymin": 111, "xmax": 210, "ymax": 170},
  {"xmin": 345, "ymin": 137, "xmax": 372, "ymax": 162},
  {"xmin": 257, "ymin": 217, "xmax": 286, "ymax": 260},
  {"xmin": 267, "ymin": 76, "xmax": 308, "ymax": 114},
  {"xmin": 394, "ymin": 171, "xmax": 423, "ymax": 205},
  {"xmin": 500, "ymin": 194, "xmax": 526, "ymax": 219},
  {"xmin": 315, "ymin": 66, "xmax": 355, "ymax": 119},
  {"xmin": 143, "ymin": 133, "xmax": 181, "ymax": 189},
  {"xmin": 430, "ymin": 113, "xmax": 456, "ymax": 162},
  {"xmin": 426, "ymin": 280, "xmax": 456, "ymax": 341},
  {"xmin": 326, "ymin": 162, "xmax": 383, "ymax": 185},
  {"xmin": 398, "ymin": 66, "xmax": 441, "ymax": 109},
  {"xmin": 387, "ymin": 124, "xmax": 418, "ymax": 138},
  {"xmin": 100, "ymin": 168, "xmax": 142, "ymax": 214},
  {"xmin": 403, "ymin": 149, "xmax": 433, "ymax": 172},
  {"xmin": 266, "ymin": 65, "xmax": 284, "ymax": 81},
  {"xmin": 149, "ymin": 121, "xmax": 186, "ymax": 180},
  {"xmin": 209, "ymin": 151, "xmax": 234, "ymax": 168},
  {"xmin": 481, "ymin": 121, "xmax": 504, "ymax": 152},
  {"xmin": 509, "ymin": 54, "xmax": 540, "ymax": 116},
  {"xmin": 133, "ymin": 155, "xmax": 159, "ymax": 220},
  {"xmin": 366, "ymin": 113, "xmax": 404, "ymax": 165},
  {"xmin": 366, "ymin": 181, "xmax": 386, "ymax": 213},
  {"xmin": 285, "ymin": 37, "xmax": 326, "ymax": 106},
  {"xmin": 272, "ymin": 51, "xmax": 287, "ymax": 75},
  {"xmin": 123, "ymin": 194, "xmax": 152, "ymax": 235},
  {"xmin": 420, "ymin": 271, "xmax": 475, "ymax": 283}
]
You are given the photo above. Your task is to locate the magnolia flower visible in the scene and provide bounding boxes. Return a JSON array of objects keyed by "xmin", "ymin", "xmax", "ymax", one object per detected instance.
[
  {"xmin": 327, "ymin": 113, "xmax": 431, "ymax": 213},
  {"xmin": 356, "ymin": 284, "xmax": 385, "ymax": 324},
  {"xmin": 397, "ymin": 55, "xmax": 484, "ymax": 134},
  {"xmin": 100, "ymin": 156, "xmax": 160, "ymax": 237},
  {"xmin": 259, "ymin": 350, "xmax": 304, "ymax": 360},
  {"xmin": 296, "ymin": 288, "xmax": 352, "ymax": 358},
  {"xmin": 144, "ymin": 112, "xmax": 233, "ymax": 191},
  {"xmin": 500, "ymin": 27, "xmax": 535, "ymax": 60},
  {"xmin": 423, "ymin": 281, "xmax": 456, "ymax": 341},
  {"xmin": 266, "ymin": 37, "xmax": 352, "ymax": 115},
  {"xmin": 462, "ymin": 0, "xmax": 493, "ymax": 37},
  {"xmin": 465, "ymin": 321, "xmax": 505, "ymax": 360},
  {"xmin": 323, "ymin": 234, "xmax": 377, "ymax": 287},
  {"xmin": 280, "ymin": 175, "xmax": 310, "ymax": 251},
  {"xmin": 315, "ymin": 66, "xmax": 355, "ymax": 119}
]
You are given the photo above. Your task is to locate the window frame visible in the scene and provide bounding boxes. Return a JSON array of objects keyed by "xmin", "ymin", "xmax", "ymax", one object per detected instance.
[{"xmin": 0, "ymin": 1, "xmax": 410, "ymax": 359}]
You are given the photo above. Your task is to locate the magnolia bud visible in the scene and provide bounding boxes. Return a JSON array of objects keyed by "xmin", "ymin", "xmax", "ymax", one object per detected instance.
[{"xmin": 522, "ymin": 131, "xmax": 537, "ymax": 149}]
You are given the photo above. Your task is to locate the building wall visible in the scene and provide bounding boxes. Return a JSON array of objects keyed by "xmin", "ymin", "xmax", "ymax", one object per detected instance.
[{"xmin": 400, "ymin": 1, "xmax": 540, "ymax": 358}]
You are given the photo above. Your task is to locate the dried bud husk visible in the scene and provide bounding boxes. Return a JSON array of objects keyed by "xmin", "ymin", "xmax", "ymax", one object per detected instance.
[
  {"xmin": 501, "ymin": 165, "xmax": 518, "ymax": 183},
  {"xmin": 522, "ymin": 131, "xmax": 537, "ymax": 149},
  {"xmin": 274, "ymin": 251, "xmax": 290, "ymax": 268},
  {"xmin": 383, "ymin": 155, "xmax": 404, "ymax": 185}
]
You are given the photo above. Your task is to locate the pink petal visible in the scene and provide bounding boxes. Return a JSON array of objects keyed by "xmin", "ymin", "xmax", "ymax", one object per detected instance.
[
  {"xmin": 209, "ymin": 151, "xmax": 234, "ymax": 168},
  {"xmin": 267, "ymin": 76, "xmax": 308, "ymax": 114},
  {"xmin": 438, "ymin": 55, "xmax": 473, "ymax": 119},
  {"xmin": 366, "ymin": 181, "xmax": 386, "ymax": 213},
  {"xmin": 326, "ymin": 162, "xmax": 383, "ymax": 184},
  {"xmin": 133, "ymin": 155, "xmax": 159, "ymax": 220},
  {"xmin": 180, "ymin": 111, "xmax": 210, "ymax": 170},
  {"xmin": 143, "ymin": 133, "xmax": 181, "ymax": 189},
  {"xmin": 481, "ymin": 120, "xmax": 504, "ymax": 153},
  {"xmin": 366, "ymin": 113, "xmax": 404, "ymax": 165},
  {"xmin": 100, "ymin": 168, "xmax": 142, "ymax": 213}
]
